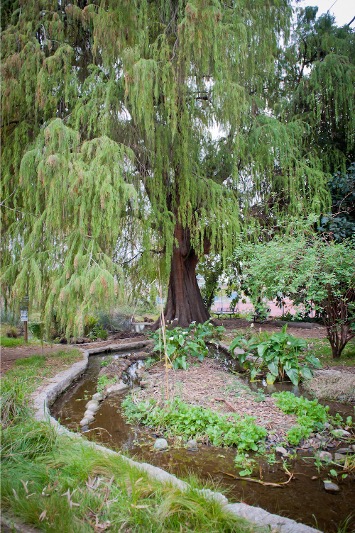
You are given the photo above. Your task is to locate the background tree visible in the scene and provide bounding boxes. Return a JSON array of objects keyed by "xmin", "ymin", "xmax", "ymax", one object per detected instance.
[
  {"xmin": 1, "ymin": 1, "xmax": 334, "ymax": 335},
  {"xmin": 282, "ymin": 8, "xmax": 355, "ymax": 173},
  {"xmin": 230, "ymin": 230, "xmax": 355, "ymax": 358},
  {"xmin": 318, "ymin": 163, "xmax": 355, "ymax": 241}
]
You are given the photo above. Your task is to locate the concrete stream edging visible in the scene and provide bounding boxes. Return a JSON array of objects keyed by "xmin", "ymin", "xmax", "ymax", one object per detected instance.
[{"xmin": 30, "ymin": 342, "xmax": 321, "ymax": 533}]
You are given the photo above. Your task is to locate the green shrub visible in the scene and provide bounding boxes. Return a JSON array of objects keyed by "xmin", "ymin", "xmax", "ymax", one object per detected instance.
[
  {"xmin": 29, "ymin": 322, "xmax": 44, "ymax": 340},
  {"xmin": 230, "ymin": 325, "xmax": 321, "ymax": 385},
  {"xmin": 88, "ymin": 324, "xmax": 108, "ymax": 341},
  {"xmin": 152, "ymin": 321, "xmax": 225, "ymax": 370}
]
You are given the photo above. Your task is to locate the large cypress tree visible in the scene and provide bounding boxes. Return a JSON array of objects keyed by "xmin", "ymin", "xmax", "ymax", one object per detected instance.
[{"xmin": 1, "ymin": 1, "xmax": 332, "ymax": 335}]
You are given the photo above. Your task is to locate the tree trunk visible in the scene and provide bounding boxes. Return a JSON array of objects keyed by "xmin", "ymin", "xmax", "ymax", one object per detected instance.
[
  {"xmin": 157, "ymin": 224, "xmax": 210, "ymax": 328},
  {"xmin": 322, "ymin": 288, "xmax": 355, "ymax": 359}
]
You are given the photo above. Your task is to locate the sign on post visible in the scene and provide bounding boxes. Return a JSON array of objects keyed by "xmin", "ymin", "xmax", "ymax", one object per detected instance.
[{"xmin": 20, "ymin": 310, "xmax": 28, "ymax": 322}]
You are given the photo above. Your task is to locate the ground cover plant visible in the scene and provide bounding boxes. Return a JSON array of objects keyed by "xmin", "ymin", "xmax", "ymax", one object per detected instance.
[
  {"xmin": 122, "ymin": 397, "xmax": 267, "ymax": 451},
  {"xmin": 229, "ymin": 326, "xmax": 321, "ymax": 385},
  {"xmin": 273, "ymin": 391, "xmax": 351, "ymax": 446},
  {"xmin": 0, "ymin": 348, "xmax": 259, "ymax": 532}
]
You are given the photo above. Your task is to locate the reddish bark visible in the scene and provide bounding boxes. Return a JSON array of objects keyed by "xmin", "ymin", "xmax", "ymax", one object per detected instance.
[
  {"xmin": 155, "ymin": 224, "xmax": 210, "ymax": 328},
  {"xmin": 323, "ymin": 287, "xmax": 355, "ymax": 359}
]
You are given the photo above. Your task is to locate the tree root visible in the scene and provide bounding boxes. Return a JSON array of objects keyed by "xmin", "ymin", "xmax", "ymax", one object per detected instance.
[{"xmin": 220, "ymin": 471, "xmax": 294, "ymax": 487}]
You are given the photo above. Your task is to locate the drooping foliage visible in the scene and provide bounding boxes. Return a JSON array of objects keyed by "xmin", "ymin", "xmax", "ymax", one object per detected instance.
[
  {"xmin": 282, "ymin": 7, "xmax": 355, "ymax": 173},
  {"xmin": 1, "ymin": 1, "xmax": 339, "ymax": 334}
]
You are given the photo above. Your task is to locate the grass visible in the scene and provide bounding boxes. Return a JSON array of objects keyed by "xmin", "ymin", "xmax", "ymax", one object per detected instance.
[
  {"xmin": 0, "ymin": 336, "xmax": 25, "ymax": 347},
  {"xmin": 0, "ymin": 348, "xmax": 258, "ymax": 532},
  {"xmin": 309, "ymin": 338, "xmax": 355, "ymax": 368}
]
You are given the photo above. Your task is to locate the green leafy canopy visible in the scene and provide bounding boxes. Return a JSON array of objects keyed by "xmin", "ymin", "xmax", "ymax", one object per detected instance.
[{"xmin": 2, "ymin": 1, "xmax": 346, "ymax": 335}]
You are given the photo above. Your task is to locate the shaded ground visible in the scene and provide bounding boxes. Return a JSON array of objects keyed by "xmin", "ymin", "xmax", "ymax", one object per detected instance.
[{"xmin": 133, "ymin": 357, "xmax": 298, "ymax": 441}]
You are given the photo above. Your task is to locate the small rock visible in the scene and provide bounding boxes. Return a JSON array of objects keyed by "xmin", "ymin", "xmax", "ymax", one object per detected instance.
[
  {"xmin": 334, "ymin": 453, "xmax": 346, "ymax": 462},
  {"xmin": 154, "ymin": 438, "xmax": 168, "ymax": 451},
  {"xmin": 317, "ymin": 451, "xmax": 332, "ymax": 462},
  {"xmin": 140, "ymin": 380, "xmax": 149, "ymax": 388},
  {"xmin": 84, "ymin": 407, "xmax": 98, "ymax": 418},
  {"xmin": 79, "ymin": 416, "xmax": 94, "ymax": 426},
  {"xmin": 337, "ymin": 447, "xmax": 351, "ymax": 454},
  {"xmin": 106, "ymin": 382, "xmax": 129, "ymax": 395},
  {"xmin": 332, "ymin": 429, "xmax": 351, "ymax": 439},
  {"xmin": 186, "ymin": 439, "xmax": 198, "ymax": 451},
  {"xmin": 275, "ymin": 446, "xmax": 288, "ymax": 456},
  {"xmin": 86, "ymin": 400, "xmax": 99, "ymax": 410},
  {"xmin": 324, "ymin": 422, "xmax": 333, "ymax": 430},
  {"xmin": 323, "ymin": 480, "xmax": 340, "ymax": 492},
  {"xmin": 92, "ymin": 393, "xmax": 104, "ymax": 401}
]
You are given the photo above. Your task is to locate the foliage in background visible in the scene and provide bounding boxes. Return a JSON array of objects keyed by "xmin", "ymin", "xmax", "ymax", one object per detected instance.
[
  {"xmin": 151, "ymin": 321, "xmax": 225, "ymax": 369},
  {"xmin": 318, "ymin": 164, "xmax": 355, "ymax": 241},
  {"xmin": 230, "ymin": 231, "xmax": 355, "ymax": 358},
  {"xmin": 230, "ymin": 326, "xmax": 321, "ymax": 385},
  {"xmin": 123, "ymin": 396, "xmax": 267, "ymax": 451},
  {"xmin": 282, "ymin": 10, "xmax": 355, "ymax": 173}
]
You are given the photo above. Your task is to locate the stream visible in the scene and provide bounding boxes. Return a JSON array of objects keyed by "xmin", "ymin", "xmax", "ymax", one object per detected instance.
[{"xmin": 51, "ymin": 352, "xmax": 355, "ymax": 533}]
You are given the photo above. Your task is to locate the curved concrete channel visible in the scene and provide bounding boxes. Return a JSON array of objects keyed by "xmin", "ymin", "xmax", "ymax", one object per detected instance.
[{"xmin": 30, "ymin": 343, "xmax": 320, "ymax": 533}]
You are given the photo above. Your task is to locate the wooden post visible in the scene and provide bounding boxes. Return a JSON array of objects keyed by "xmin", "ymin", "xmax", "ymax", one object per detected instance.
[{"xmin": 24, "ymin": 320, "xmax": 28, "ymax": 343}]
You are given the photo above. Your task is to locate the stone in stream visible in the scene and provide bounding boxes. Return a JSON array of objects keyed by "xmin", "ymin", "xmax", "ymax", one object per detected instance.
[
  {"xmin": 80, "ymin": 415, "xmax": 94, "ymax": 426},
  {"xmin": 106, "ymin": 381, "xmax": 129, "ymax": 395},
  {"xmin": 92, "ymin": 392, "xmax": 104, "ymax": 401},
  {"xmin": 154, "ymin": 438, "xmax": 169, "ymax": 451},
  {"xmin": 323, "ymin": 480, "xmax": 340, "ymax": 492},
  {"xmin": 85, "ymin": 399, "xmax": 100, "ymax": 411}
]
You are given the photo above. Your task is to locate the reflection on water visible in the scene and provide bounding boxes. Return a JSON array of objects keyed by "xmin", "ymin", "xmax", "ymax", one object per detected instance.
[{"xmin": 51, "ymin": 353, "xmax": 355, "ymax": 533}]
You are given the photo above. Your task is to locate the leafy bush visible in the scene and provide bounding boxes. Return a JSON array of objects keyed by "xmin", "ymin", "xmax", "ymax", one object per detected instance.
[
  {"xmin": 230, "ymin": 233, "xmax": 355, "ymax": 358},
  {"xmin": 122, "ymin": 397, "xmax": 267, "ymax": 451},
  {"xmin": 152, "ymin": 321, "xmax": 225, "ymax": 370},
  {"xmin": 273, "ymin": 391, "xmax": 329, "ymax": 445},
  {"xmin": 88, "ymin": 324, "xmax": 108, "ymax": 341},
  {"xmin": 230, "ymin": 325, "xmax": 321, "ymax": 385},
  {"xmin": 29, "ymin": 322, "xmax": 44, "ymax": 340},
  {"xmin": 84, "ymin": 315, "xmax": 98, "ymax": 335}
]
